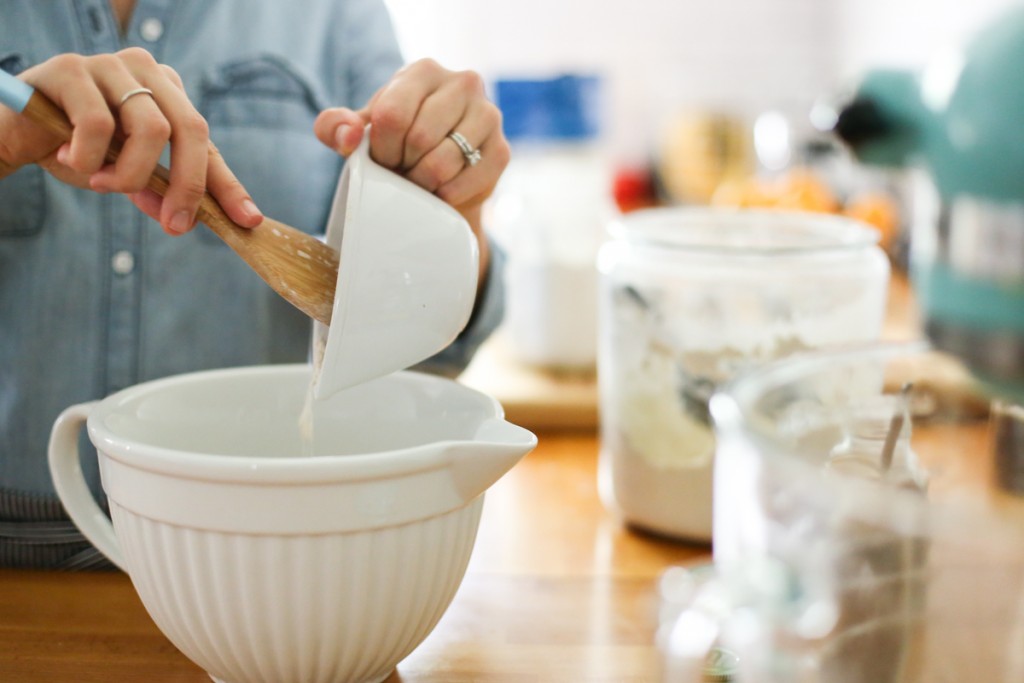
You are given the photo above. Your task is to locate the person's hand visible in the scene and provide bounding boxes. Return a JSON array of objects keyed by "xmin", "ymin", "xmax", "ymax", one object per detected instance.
[
  {"xmin": 313, "ymin": 59, "xmax": 510, "ymax": 279},
  {"xmin": 0, "ymin": 49, "xmax": 262, "ymax": 235}
]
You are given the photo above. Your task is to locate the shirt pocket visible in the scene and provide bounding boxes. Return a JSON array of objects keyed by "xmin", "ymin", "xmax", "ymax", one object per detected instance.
[
  {"xmin": 196, "ymin": 55, "xmax": 342, "ymax": 244},
  {"xmin": 0, "ymin": 52, "xmax": 46, "ymax": 238}
]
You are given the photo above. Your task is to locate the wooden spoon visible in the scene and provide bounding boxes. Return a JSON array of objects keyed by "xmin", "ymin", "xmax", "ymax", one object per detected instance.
[{"xmin": 0, "ymin": 74, "xmax": 338, "ymax": 325}]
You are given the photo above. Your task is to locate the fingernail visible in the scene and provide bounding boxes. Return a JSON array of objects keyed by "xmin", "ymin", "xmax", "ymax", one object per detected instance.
[
  {"xmin": 335, "ymin": 124, "xmax": 352, "ymax": 151},
  {"xmin": 241, "ymin": 198, "xmax": 262, "ymax": 221},
  {"xmin": 169, "ymin": 210, "xmax": 192, "ymax": 234}
]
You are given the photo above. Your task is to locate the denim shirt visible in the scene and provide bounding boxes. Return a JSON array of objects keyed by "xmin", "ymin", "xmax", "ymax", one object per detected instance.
[{"xmin": 0, "ymin": 0, "xmax": 505, "ymax": 568}]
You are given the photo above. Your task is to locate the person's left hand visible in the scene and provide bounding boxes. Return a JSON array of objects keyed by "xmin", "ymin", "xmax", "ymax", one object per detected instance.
[{"xmin": 313, "ymin": 59, "xmax": 510, "ymax": 280}]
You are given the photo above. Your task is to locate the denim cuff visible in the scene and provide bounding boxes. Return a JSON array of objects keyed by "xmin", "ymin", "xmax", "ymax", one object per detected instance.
[{"xmin": 413, "ymin": 238, "xmax": 506, "ymax": 378}]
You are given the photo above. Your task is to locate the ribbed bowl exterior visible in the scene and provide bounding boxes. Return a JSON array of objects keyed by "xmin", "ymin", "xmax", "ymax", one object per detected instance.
[{"xmin": 110, "ymin": 497, "xmax": 484, "ymax": 683}]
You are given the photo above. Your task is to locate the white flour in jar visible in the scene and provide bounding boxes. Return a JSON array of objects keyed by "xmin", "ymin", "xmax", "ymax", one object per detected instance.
[
  {"xmin": 602, "ymin": 285, "xmax": 815, "ymax": 541},
  {"xmin": 603, "ymin": 344, "xmax": 717, "ymax": 541}
]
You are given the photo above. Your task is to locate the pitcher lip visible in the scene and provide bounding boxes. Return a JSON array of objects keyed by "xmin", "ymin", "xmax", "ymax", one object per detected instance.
[{"xmin": 86, "ymin": 365, "xmax": 514, "ymax": 485}]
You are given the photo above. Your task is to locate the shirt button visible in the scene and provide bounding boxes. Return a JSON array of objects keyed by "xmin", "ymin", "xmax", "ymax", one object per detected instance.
[
  {"xmin": 139, "ymin": 18, "xmax": 164, "ymax": 42},
  {"xmin": 111, "ymin": 250, "xmax": 135, "ymax": 275}
]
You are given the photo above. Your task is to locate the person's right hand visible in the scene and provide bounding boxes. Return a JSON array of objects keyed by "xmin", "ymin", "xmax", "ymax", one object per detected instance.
[{"xmin": 0, "ymin": 48, "xmax": 262, "ymax": 235}]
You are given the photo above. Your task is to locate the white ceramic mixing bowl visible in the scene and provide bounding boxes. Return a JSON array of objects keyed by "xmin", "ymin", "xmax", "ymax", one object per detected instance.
[{"xmin": 48, "ymin": 365, "xmax": 535, "ymax": 683}]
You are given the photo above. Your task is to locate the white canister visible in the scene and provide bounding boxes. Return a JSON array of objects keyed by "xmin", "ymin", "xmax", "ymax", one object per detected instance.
[{"xmin": 489, "ymin": 75, "xmax": 613, "ymax": 371}]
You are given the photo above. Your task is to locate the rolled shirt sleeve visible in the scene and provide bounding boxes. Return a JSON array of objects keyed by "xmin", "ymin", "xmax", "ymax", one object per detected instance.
[{"xmin": 414, "ymin": 239, "xmax": 506, "ymax": 378}]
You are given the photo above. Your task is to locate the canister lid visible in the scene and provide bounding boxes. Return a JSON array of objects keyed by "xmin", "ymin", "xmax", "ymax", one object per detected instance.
[{"xmin": 494, "ymin": 75, "xmax": 601, "ymax": 142}]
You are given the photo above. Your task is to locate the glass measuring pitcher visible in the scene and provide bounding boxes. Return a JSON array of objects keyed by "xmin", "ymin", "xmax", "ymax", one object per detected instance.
[{"xmin": 660, "ymin": 342, "xmax": 1024, "ymax": 682}]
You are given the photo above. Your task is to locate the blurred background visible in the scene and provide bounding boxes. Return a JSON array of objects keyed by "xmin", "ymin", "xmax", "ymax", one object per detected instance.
[
  {"xmin": 384, "ymin": 0, "xmax": 1014, "ymax": 160},
  {"xmin": 381, "ymin": 0, "xmax": 1022, "ymax": 417}
]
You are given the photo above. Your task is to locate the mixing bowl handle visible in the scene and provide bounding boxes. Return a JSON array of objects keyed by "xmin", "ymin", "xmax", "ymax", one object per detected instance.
[{"xmin": 47, "ymin": 402, "xmax": 128, "ymax": 571}]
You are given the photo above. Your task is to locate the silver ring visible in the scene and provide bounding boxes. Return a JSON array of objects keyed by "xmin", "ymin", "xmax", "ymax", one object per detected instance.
[
  {"xmin": 118, "ymin": 87, "xmax": 155, "ymax": 107},
  {"xmin": 448, "ymin": 131, "xmax": 482, "ymax": 167}
]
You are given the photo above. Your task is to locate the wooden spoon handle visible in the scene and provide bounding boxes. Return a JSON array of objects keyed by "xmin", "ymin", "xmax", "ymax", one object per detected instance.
[
  {"xmin": 1, "ymin": 70, "xmax": 339, "ymax": 326},
  {"xmin": 19, "ymin": 88, "xmax": 239, "ymax": 239}
]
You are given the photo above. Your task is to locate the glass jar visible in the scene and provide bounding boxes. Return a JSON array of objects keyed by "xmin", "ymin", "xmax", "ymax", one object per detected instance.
[{"xmin": 597, "ymin": 208, "xmax": 890, "ymax": 541}]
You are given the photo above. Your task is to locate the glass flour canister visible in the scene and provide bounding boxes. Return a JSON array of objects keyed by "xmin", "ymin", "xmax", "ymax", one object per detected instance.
[{"xmin": 597, "ymin": 208, "xmax": 890, "ymax": 542}]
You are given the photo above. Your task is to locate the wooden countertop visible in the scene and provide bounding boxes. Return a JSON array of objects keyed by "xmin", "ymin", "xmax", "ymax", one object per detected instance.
[
  {"xmin": 0, "ymin": 422, "xmax": 999, "ymax": 683},
  {"xmin": 0, "ymin": 432, "xmax": 707, "ymax": 683}
]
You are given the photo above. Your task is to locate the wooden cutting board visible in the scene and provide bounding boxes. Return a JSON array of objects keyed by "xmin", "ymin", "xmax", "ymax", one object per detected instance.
[{"xmin": 459, "ymin": 335, "xmax": 599, "ymax": 432}]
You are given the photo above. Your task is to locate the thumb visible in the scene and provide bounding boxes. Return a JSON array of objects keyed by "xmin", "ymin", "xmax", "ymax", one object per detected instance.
[{"xmin": 313, "ymin": 107, "xmax": 368, "ymax": 157}]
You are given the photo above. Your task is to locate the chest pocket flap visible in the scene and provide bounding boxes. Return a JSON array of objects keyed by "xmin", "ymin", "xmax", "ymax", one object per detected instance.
[{"xmin": 197, "ymin": 55, "xmax": 341, "ymax": 238}]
